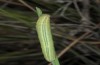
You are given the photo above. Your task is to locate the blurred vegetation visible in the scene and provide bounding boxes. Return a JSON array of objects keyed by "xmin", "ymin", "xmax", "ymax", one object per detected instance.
[{"xmin": 0, "ymin": 0, "xmax": 100, "ymax": 65}]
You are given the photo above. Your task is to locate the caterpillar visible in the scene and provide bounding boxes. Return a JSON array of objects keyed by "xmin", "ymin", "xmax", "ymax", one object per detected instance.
[{"xmin": 36, "ymin": 14, "xmax": 56, "ymax": 62}]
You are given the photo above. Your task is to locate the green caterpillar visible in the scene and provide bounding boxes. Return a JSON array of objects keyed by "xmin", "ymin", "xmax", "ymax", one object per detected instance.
[{"xmin": 36, "ymin": 14, "xmax": 56, "ymax": 62}]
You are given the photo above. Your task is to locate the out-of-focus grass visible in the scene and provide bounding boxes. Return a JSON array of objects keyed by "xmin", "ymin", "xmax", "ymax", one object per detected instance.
[{"xmin": 0, "ymin": 0, "xmax": 100, "ymax": 65}]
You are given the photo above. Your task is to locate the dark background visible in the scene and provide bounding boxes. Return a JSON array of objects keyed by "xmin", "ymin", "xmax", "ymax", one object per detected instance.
[{"xmin": 0, "ymin": 0, "xmax": 100, "ymax": 65}]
